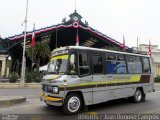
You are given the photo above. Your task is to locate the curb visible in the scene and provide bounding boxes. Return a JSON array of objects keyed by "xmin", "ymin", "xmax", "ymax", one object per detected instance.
[{"xmin": 0, "ymin": 96, "xmax": 26, "ymax": 107}]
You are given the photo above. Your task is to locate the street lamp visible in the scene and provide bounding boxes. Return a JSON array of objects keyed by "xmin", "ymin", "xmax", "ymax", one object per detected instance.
[{"xmin": 20, "ymin": 0, "xmax": 29, "ymax": 87}]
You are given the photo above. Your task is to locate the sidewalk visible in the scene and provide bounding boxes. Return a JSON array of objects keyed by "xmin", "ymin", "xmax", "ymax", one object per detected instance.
[
  {"xmin": 154, "ymin": 83, "xmax": 160, "ymax": 91},
  {"xmin": 154, "ymin": 83, "xmax": 160, "ymax": 87},
  {"xmin": 0, "ymin": 96, "xmax": 26, "ymax": 107},
  {"xmin": 0, "ymin": 83, "xmax": 41, "ymax": 88}
]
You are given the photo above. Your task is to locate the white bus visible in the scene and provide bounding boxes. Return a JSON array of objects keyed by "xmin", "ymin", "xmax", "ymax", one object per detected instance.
[{"xmin": 40, "ymin": 46, "xmax": 155, "ymax": 115}]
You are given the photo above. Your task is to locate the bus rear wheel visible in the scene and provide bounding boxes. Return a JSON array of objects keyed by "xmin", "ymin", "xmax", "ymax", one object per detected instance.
[
  {"xmin": 130, "ymin": 88, "xmax": 145, "ymax": 103},
  {"xmin": 63, "ymin": 93, "xmax": 82, "ymax": 115}
]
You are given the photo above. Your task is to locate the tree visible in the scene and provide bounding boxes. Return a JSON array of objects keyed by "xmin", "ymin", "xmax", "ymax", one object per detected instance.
[{"xmin": 26, "ymin": 41, "xmax": 51, "ymax": 80}]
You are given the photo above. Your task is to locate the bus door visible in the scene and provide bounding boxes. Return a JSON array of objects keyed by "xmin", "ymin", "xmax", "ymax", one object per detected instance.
[
  {"xmin": 78, "ymin": 52, "xmax": 92, "ymax": 80},
  {"xmin": 78, "ymin": 52, "xmax": 93, "ymax": 104},
  {"xmin": 91, "ymin": 54, "xmax": 106, "ymax": 104}
]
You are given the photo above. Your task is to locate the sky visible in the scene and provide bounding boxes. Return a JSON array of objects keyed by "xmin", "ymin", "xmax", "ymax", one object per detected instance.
[{"xmin": 0, "ymin": 0, "xmax": 160, "ymax": 48}]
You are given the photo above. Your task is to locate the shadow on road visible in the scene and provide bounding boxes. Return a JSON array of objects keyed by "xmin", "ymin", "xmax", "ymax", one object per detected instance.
[
  {"xmin": 30, "ymin": 95, "xmax": 157, "ymax": 118},
  {"xmin": 41, "ymin": 105, "xmax": 64, "ymax": 115},
  {"xmin": 88, "ymin": 98, "xmax": 131, "ymax": 111},
  {"xmin": 40, "ymin": 98, "xmax": 133, "ymax": 115}
]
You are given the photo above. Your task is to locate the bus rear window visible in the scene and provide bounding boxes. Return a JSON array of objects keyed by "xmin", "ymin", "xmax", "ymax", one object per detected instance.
[{"xmin": 142, "ymin": 57, "xmax": 151, "ymax": 73}]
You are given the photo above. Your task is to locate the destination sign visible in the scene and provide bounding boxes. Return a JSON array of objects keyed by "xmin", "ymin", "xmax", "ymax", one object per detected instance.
[{"xmin": 51, "ymin": 50, "xmax": 69, "ymax": 57}]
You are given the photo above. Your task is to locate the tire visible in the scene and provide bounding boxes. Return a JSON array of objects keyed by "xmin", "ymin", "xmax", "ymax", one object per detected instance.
[
  {"xmin": 63, "ymin": 93, "xmax": 82, "ymax": 115},
  {"xmin": 141, "ymin": 92, "xmax": 146, "ymax": 102},
  {"xmin": 130, "ymin": 89, "xmax": 145, "ymax": 103}
]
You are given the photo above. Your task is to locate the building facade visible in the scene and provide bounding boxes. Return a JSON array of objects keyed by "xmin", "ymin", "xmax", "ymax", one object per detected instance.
[
  {"xmin": 0, "ymin": 11, "xmax": 131, "ymax": 76},
  {"xmin": 0, "ymin": 55, "xmax": 10, "ymax": 77},
  {"xmin": 133, "ymin": 44, "xmax": 160, "ymax": 77}
]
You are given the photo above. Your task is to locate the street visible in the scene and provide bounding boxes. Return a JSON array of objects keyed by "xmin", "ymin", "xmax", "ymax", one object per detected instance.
[{"xmin": 0, "ymin": 87, "xmax": 160, "ymax": 120}]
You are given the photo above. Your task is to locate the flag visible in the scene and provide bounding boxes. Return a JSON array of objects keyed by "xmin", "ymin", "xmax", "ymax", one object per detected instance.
[
  {"xmin": 148, "ymin": 40, "xmax": 152, "ymax": 57},
  {"xmin": 122, "ymin": 35, "xmax": 125, "ymax": 50},
  {"xmin": 76, "ymin": 30, "xmax": 79, "ymax": 46},
  {"xmin": 31, "ymin": 24, "xmax": 35, "ymax": 47}
]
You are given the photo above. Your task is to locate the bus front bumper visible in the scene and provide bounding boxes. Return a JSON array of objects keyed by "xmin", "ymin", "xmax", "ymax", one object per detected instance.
[{"xmin": 40, "ymin": 92, "xmax": 63, "ymax": 106}]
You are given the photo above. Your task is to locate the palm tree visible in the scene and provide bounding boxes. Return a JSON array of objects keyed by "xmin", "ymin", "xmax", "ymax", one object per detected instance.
[{"xmin": 26, "ymin": 41, "xmax": 51, "ymax": 80}]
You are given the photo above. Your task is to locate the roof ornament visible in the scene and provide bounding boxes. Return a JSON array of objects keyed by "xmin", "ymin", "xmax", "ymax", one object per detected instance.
[
  {"xmin": 72, "ymin": 21, "xmax": 79, "ymax": 28},
  {"xmin": 85, "ymin": 20, "xmax": 88, "ymax": 26},
  {"xmin": 62, "ymin": 17, "xmax": 66, "ymax": 23}
]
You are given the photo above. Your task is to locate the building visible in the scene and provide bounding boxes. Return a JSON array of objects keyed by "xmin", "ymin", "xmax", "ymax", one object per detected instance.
[
  {"xmin": 0, "ymin": 11, "xmax": 131, "ymax": 77},
  {"xmin": 0, "ymin": 38, "xmax": 10, "ymax": 77},
  {"xmin": 133, "ymin": 44, "xmax": 160, "ymax": 77}
]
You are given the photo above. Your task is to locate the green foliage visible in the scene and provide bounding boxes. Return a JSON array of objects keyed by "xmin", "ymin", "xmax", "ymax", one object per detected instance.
[
  {"xmin": 26, "ymin": 41, "xmax": 51, "ymax": 62},
  {"xmin": 25, "ymin": 70, "xmax": 44, "ymax": 83},
  {"xmin": 26, "ymin": 41, "xmax": 51, "ymax": 80},
  {"xmin": 25, "ymin": 70, "xmax": 36, "ymax": 83},
  {"xmin": 155, "ymin": 76, "xmax": 160, "ymax": 83},
  {"xmin": 9, "ymin": 72, "xmax": 19, "ymax": 83}
]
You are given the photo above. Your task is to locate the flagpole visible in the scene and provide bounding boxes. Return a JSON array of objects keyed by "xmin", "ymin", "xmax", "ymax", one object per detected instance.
[
  {"xmin": 77, "ymin": 29, "xmax": 78, "ymax": 46},
  {"xmin": 76, "ymin": 28, "xmax": 79, "ymax": 46},
  {"xmin": 31, "ymin": 23, "xmax": 35, "ymax": 70},
  {"xmin": 20, "ymin": 0, "xmax": 29, "ymax": 87},
  {"xmin": 139, "ymin": 37, "xmax": 141, "ymax": 51},
  {"xmin": 31, "ymin": 44, "xmax": 33, "ymax": 69},
  {"xmin": 149, "ymin": 40, "xmax": 151, "ymax": 57},
  {"xmin": 56, "ymin": 27, "xmax": 58, "ymax": 48},
  {"xmin": 123, "ymin": 35, "xmax": 125, "ymax": 51},
  {"xmin": 137, "ymin": 37, "xmax": 139, "ymax": 53}
]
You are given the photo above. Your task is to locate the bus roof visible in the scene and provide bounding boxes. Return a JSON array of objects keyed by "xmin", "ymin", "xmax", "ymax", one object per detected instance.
[{"xmin": 52, "ymin": 46, "xmax": 150, "ymax": 57}]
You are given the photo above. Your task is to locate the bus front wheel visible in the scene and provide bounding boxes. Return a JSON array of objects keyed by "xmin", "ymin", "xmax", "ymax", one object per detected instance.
[{"xmin": 63, "ymin": 93, "xmax": 82, "ymax": 115}]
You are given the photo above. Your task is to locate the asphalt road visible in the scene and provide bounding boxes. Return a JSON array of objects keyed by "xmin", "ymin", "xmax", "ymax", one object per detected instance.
[{"xmin": 0, "ymin": 86, "xmax": 160, "ymax": 120}]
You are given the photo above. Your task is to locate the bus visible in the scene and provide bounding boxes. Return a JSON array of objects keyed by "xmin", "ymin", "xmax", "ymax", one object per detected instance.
[{"xmin": 40, "ymin": 46, "xmax": 155, "ymax": 115}]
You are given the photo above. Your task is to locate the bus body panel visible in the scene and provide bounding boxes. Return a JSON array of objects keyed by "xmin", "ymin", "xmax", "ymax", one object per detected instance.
[{"xmin": 40, "ymin": 46, "xmax": 154, "ymax": 107}]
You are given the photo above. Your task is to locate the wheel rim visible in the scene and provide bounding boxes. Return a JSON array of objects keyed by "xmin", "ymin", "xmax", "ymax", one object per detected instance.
[
  {"xmin": 67, "ymin": 96, "xmax": 80, "ymax": 113},
  {"xmin": 135, "ymin": 90, "xmax": 142, "ymax": 101}
]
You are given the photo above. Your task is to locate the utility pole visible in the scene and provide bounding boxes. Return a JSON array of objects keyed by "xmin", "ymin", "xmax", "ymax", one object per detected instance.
[
  {"xmin": 137, "ymin": 37, "xmax": 139, "ymax": 53},
  {"xmin": 20, "ymin": 0, "xmax": 29, "ymax": 87}
]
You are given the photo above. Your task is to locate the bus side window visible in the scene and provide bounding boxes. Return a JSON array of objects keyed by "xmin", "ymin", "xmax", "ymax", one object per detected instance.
[
  {"xmin": 78, "ymin": 53, "xmax": 90, "ymax": 76},
  {"xmin": 106, "ymin": 53, "xmax": 127, "ymax": 74},
  {"xmin": 116, "ymin": 54, "xmax": 127, "ymax": 74},
  {"xmin": 92, "ymin": 55, "xmax": 103, "ymax": 74},
  {"xmin": 69, "ymin": 54, "xmax": 76, "ymax": 74},
  {"xmin": 142, "ymin": 57, "xmax": 151, "ymax": 73},
  {"xmin": 127, "ymin": 56, "xmax": 142, "ymax": 73},
  {"xmin": 106, "ymin": 53, "xmax": 116, "ymax": 74},
  {"xmin": 135, "ymin": 56, "xmax": 142, "ymax": 73}
]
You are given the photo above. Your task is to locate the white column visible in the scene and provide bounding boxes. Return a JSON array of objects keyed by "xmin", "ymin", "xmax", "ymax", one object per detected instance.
[
  {"xmin": 0, "ymin": 60, "xmax": 2, "ymax": 77},
  {"xmin": 6, "ymin": 68, "xmax": 10, "ymax": 77},
  {"xmin": 1, "ymin": 59, "xmax": 6, "ymax": 77}
]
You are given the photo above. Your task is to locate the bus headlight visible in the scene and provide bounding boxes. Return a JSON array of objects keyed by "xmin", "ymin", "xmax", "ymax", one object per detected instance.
[{"xmin": 52, "ymin": 87, "xmax": 59, "ymax": 94}]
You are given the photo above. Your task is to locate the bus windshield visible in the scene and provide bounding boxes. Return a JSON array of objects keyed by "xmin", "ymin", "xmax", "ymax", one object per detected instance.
[{"xmin": 47, "ymin": 54, "xmax": 69, "ymax": 74}]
